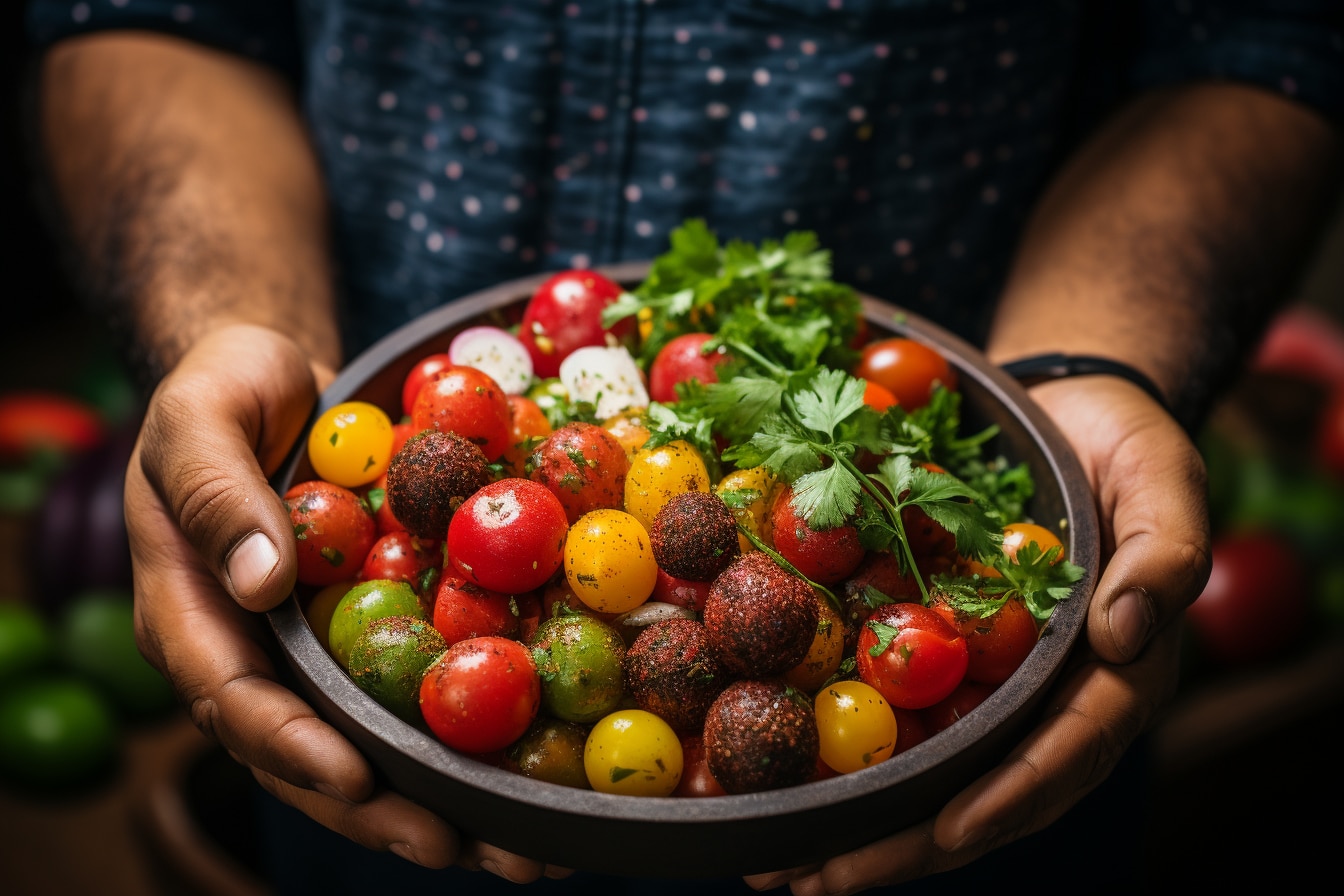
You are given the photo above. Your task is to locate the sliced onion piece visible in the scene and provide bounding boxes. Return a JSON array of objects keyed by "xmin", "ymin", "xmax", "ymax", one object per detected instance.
[
  {"xmin": 558, "ymin": 346, "xmax": 650, "ymax": 419},
  {"xmin": 448, "ymin": 325, "xmax": 534, "ymax": 394}
]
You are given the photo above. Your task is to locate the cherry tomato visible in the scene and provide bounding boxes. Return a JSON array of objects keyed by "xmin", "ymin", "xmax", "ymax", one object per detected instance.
[
  {"xmin": 285, "ymin": 480, "xmax": 379, "ymax": 587},
  {"xmin": 519, "ymin": 269, "xmax": 632, "ymax": 379},
  {"xmin": 500, "ymin": 394, "xmax": 552, "ymax": 476},
  {"xmin": 359, "ymin": 530, "xmax": 441, "ymax": 595},
  {"xmin": 1184, "ymin": 529, "xmax": 1311, "ymax": 666},
  {"xmin": 563, "ymin": 509, "xmax": 659, "ymax": 614},
  {"xmin": 860, "ymin": 379, "xmax": 899, "ymax": 413},
  {"xmin": 327, "ymin": 578, "xmax": 426, "ymax": 669},
  {"xmin": 307, "ymin": 400, "xmax": 395, "ymax": 488},
  {"xmin": 673, "ymin": 734, "xmax": 727, "ymax": 798},
  {"xmin": 919, "ymin": 678, "xmax": 996, "ymax": 735},
  {"xmin": 363, "ymin": 472, "xmax": 407, "ymax": 536},
  {"xmin": 899, "ymin": 462, "xmax": 958, "ymax": 558},
  {"xmin": 583, "ymin": 708, "xmax": 683, "ymax": 797},
  {"xmin": 651, "ymin": 568, "xmax": 713, "ymax": 612},
  {"xmin": 715, "ymin": 465, "xmax": 781, "ymax": 554},
  {"xmin": 814, "ymin": 680, "xmax": 899, "ymax": 774},
  {"xmin": 929, "ymin": 592, "xmax": 1039, "ymax": 685},
  {"xmin": 0, "ymin": 392, "xmax": 105, "ymax": 460},
  {"xmin": 856, "ymin": 602, "xmax": 969, "ymax": 710},
  {"xmin": 1002, "ymin": 521, "xmax": 1065, "ymax": 563},
  {"xmin": 853, "ymin": 337, "xmax": 958, "ymax": 411},
  {"xmin": 623, "ymin": 440, "xmax": 711, "ymax": 533},
  {"xmin": 431, "ymin": 574, "xmax": 521, "ymax": 646},
  {"xmin": 410, "ymin": 364, "xmax": 513, "ymax": 461},
  {"xmin": 528, "ymin": 421, "xmax": 630, "ymax": 524},
  {"xmin": 769, "ymin": 485, "xmax": 864, "ymax": 585},
  {"xmin": 648, "ymin": 332, "xmax": 729, "ymax": 403},
  {"xmin": 446, "ymin": 478, "xmax": 569, "ymax": 594},
  {"xmin": 400, "ymin": 352, "xmax": 454, "ymax": 419},
  {"xmin": 420, "ymin": 636, "xmax": 541, "ymax": 754},
  {"xmin": 602, "ymin": 407, "xmax": 652, "ymax": 459},
  {"xmin": 783, "ymin": 595, "xmax": 845, "ymax": 694}
]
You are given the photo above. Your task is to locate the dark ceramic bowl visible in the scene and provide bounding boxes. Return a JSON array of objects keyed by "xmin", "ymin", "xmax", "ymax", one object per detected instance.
[{"xmin": 267, "ymin": 262, "xmax": 1099, "ymax": 879}]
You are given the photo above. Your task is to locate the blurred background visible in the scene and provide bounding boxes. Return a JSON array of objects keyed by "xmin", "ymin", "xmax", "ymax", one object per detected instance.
[{"xmin": 3, "ymin": 7, "xmax": 1344, "ymax": 896}]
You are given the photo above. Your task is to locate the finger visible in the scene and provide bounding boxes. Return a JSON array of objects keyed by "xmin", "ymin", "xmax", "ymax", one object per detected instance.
[
  {"xmin": 456, "ymin": 840, "xmax": 563, "ymax": 883},
  {"xmin": 126, "ymin": 456, "xmax": 376, "ymax": 804},
  {"xmin": 251, "ymin": 768, "xmax": 461, "ymax": 869},
  {"xmin": 1030, "ymin": 377, "xmax": 1211, "ymax": 662},
  {"xmin": 136, "ymin": 323, "xmax": 317, "ymax": 611}
]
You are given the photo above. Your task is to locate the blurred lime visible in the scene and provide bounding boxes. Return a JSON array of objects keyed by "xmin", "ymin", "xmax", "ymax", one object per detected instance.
[
  {"xmin": 56, "ymin": 590, "xmax": 176, "ymax": 720},
  {"xmin": 0, "ymin": 676, "xmax": 119, "ymax": 788},
  {"xmin": 0, "ymin": 602, "xmax": 55, "ymax": 683}
]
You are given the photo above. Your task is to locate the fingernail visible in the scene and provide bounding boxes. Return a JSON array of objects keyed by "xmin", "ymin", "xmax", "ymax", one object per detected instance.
[
  {"xmin": 751, "ymin": 874, "xmax": 792, "ymax": 891},
  {"xmin": 1110, "ymin": 587, "xmax": 1154, "ymax": 658},
  {"xmin": 314, "ymin": 782, "xmax": 353, "ymax": 803},
  {"xmin": 226, "ymin": 531, "xmax": 280, "ymax": 600},
  {"xmin": 479, "ymin": 860, "xmax": 503, "ymax": 878},
  {"xmin": 390, "ymin": 842, "xmax": 425, "ymax": 867}
]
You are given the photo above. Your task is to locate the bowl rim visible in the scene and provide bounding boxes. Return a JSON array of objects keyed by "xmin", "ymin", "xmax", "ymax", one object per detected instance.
[{"xmin": 267, "ymin": 261, "xmax": 1099, "ymax": 862}]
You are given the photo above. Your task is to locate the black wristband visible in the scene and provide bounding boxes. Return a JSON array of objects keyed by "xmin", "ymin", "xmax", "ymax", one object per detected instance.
[{"xmin": 1000, "ymin": 353, "xmax": 1172, "ymax": 414}]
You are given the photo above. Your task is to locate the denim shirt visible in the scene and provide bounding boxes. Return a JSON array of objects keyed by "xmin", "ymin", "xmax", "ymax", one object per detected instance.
[{"xmin": 28, "ymin": 1, "xmax": 1344, "ymax": 355}]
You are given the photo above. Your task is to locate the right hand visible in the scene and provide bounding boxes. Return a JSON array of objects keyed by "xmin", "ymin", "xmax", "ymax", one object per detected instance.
[{"xmin": 124, "ymin": 323, "xmax": 565, "ymax": 881}]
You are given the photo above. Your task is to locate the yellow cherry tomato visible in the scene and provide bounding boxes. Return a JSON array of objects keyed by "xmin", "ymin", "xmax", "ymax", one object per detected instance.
[
  {"xmin": 623, "ymin": 439, "xmax": 710, "ymax": 533},
  {"xmin": 1002, "ymin": 521, "xmax": 1065, "ymax": 563},
  {"xmin": 715, "ymin": 465, "xmax": 782, "ymax": 553},
  {"xmin": 814, "ymin": 680, "xmax": 898, "ymax": 774},
  {"xmin": 584, "ymin": 708, "xmax": 683, "ymax": 796},
  {"xmin": 307, "ymin": 400, "xmax": 394, "ymax": 488},
  {"xmin": 784, "ymin": 595, "xmax": 846, "ymax": 694},
  {"xmin": 602, "ymin": 407, "xmax": 652, "ymax": 460},
  {"xmin": 564, "ymin": 509, "xmax": 659, "ymax": 614}
]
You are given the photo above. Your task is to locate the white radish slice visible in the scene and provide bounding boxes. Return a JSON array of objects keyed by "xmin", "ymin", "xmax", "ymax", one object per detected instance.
[
  {"xmin": 448, "ymin": 325, "xmax": 534, "ymax": 394},
  {"xmin": 559, "ymin": 346, "xmax": 650, "ymax": 419}
]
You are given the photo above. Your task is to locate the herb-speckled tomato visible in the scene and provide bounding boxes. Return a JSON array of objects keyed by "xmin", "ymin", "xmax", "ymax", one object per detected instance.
[
  {"xmin": 420, "ymin": 636, "xmax": 540, "ymax": 754},
  {"xmin": 410, "ymin": 364, "xmax": 512, "ymax": 462},
  {"xmin": 518, "ymin": 270, "xmax": 632, "ymax": 379},
  {"xmin": 286, "ymin": 480, "xmax": 378, "ymax": 587},
  {"xmin": 528, "ymin": 421, "xmax": 630, "ymax": 524},
  {"xmin": 446, "ymin": 478, "xmax": 569, "ymax": 594},
  {"xmin": 856, "ymin": 602, "xmax": 968, "ymax": 710}
]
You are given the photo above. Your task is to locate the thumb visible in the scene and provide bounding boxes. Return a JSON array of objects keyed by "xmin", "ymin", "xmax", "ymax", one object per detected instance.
[{"xmin": 135, "ymin": 324, "xmax": 320, "ymax": 611}]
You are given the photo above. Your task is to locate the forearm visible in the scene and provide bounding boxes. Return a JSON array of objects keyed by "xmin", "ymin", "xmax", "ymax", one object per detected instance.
[
  {"xmin": 986, "ymin": 82, "xmax": 1343, "ymax": 431},
  {"xmin": 37, "ymin": 30, "xmax": 341, "ymax": 386}
]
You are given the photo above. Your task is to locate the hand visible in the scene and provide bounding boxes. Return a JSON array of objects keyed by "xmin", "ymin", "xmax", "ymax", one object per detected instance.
[
  {"xmin": 124, "ymin": 324, "xmax": 567, "ymax": 882},
  {"xmin": 744, "ymin": 375, "xmax": 1210, "ymax": 894}
]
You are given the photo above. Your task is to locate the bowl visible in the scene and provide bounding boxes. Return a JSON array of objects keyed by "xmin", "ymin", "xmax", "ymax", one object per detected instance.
[{"xmin": 266, "ymin": 261, "xmax": 1099, "ymax": 878}]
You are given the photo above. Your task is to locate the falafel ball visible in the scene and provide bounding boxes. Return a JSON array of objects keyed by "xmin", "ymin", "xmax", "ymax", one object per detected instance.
[
  {"xmin": 702, "ymin": 678, "xmax": 819, "ymax": 794},
  {"xmin": 703, "ymin": 552, "xmax": 819, "ymax": 677},
  {"xmin": 624, "ymin": 617, "xmax": 729, "ymax": 735},
  {"xmin": 384, "ymin": 429, "xmax": 491, "ymax": 539},
  {"xmin": 649, "ymin": 490, "xmax": 741, "ymax": 582}
]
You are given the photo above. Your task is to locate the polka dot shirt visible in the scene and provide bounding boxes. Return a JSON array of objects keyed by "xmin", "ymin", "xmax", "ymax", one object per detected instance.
[{"xmin": 28, "ymin": 1, "xmax": 1344, "ymax": 354}]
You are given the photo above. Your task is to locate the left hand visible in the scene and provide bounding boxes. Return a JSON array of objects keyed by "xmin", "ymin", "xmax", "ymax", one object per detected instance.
[{"xmin": 744, "ymin": 375, "xmax": 1210, "ymax": 894}]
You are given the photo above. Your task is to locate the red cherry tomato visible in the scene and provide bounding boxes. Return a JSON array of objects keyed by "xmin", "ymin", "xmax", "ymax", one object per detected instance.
[
  {"xmin": 359, "ymin": 530, "xmax": 441, "ymax": 595},
  {"xmin": 860, "ymin": 379, "xmax": 899, "ymax": 414},
  {"xmin": 853, "ymin": 337, "xmax": 958, "ymax": 411},
  {"xmin": 500, "ymin": 394, "xmax": 553, "ymax": 477},
  {"xmin": 528, "ymin": 421, "xmax": 630, "ymax": 524},
  {"xmin": 673, "ymin": 734, "xmax": 727, "ymax": 798},
  {"xmin": 855, "ymin": 602, "xmax": 969, "ymax": 709},
  {"xmin": 410, "ymin": 364, "xmax": 513, "ymax": 462},
  {"xmin": 400, "ymin": 352, "xmax": 454, "ymax": 419},
  {"xmin": 446, "ymin": 478, "xmax": 569, "ymax": 594},
  {"xmin": 419, "ymin": 636, "xmax": 540, "ymax": 754},
  {"xmin": 928, "ymin": 593, "xmax": 1039, "ymax": 685},
  {"xmin": 285, "ymin": 480, "xmax": 379, "ymax": 587},
  {"xmin": 648, "ymin": 332, "xmax": 729, "ymax": 403},
  {"xmin": 769, "ymin": 485, "xmax": 864, "ymax": 585},
  {"xmin": 364, "ymin": 472, "xmax": 406, "ymax": 536},
  {"xmin": 518, "ymin": 270, "xmax": 631, "ymax": 379},
  {"xmin": 431, "ymin": 574, "xmax": 521, "ymax": 646},
  {"xmin": 1184, "ymin": 530, "xmax": 1311, "ymax": 666},
  {"xmin": 919, "ymin": 678, "xmax": 996, "ymax": 735},
  {"xmin": 0, "ymin": 392, "xmax": 105, "ymax": 460}
]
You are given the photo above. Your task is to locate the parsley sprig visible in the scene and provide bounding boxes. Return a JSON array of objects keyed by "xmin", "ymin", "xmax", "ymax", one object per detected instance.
[{"xmin": 931, "ymin": 541, "xmax": 1086, "ymax": 621}]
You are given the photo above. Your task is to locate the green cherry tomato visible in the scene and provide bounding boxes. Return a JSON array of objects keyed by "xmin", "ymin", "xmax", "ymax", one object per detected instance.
[
  {"xmin": 328, "ymin": 579, "xmax": 426, "ymax": 669},
  {"xmin": 584, "ymin": 708, "xmax": 683, "ymax": 797},
  {"xmin": 814, "ymin": 679, "xmax": 899, "ymax": 774},
  {"xmin": 529, "ymin": 614, "xmax": 627, "ymax": 724},
  {"xmin": 307, "ymin": 400, "xmax": 395, "ymax": 488}
]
